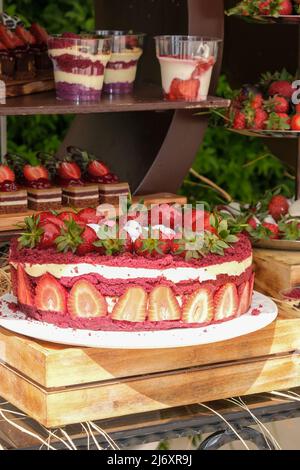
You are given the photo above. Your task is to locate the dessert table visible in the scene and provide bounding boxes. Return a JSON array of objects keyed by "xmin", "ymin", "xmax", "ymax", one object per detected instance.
[{"xmin": 0, "ymin": 390, "xmax": 299, "ymax": 450}]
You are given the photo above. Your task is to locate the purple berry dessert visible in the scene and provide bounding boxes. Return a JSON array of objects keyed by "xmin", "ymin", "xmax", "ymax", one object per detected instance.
[
  {"xmin": 96, "ymin": 31, "xmax": 144, "ymax": 94},
  {"xmin": 48, "ymin": 33, "xmax": 112, "ymax": 102}
]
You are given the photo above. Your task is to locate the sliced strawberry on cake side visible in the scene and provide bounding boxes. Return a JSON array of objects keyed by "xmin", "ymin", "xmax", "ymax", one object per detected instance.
[
  {"xmin": 182, "ymin": 287, "xmax": 214, "ymax": 324},
  {"xmin": 148, "ymin": 286, "xmax": 181, "ymax": 322},
  {"xmin": 10, "ymin": 265, "xmax": 18, "ymax": 298},
  {"xmin": 237, "ymin": 280, "xmax": 250, "ymax": 317},
  {"xmin": 112, "ymin": 287, "xmax": 147, "ymax": 322},
  {"xmin": 68, "ymin": 280, "xmax": 107, "ymax": 318},
  {"xmin": 17, "ymin": 264, "xmax": 34, "ymax": 307},
  {"xmin": 35, "ymin": 273, "xmax": 67, "ymax": 313},
  {"xmin": 249, "ymin": 273, "xmax": 255, "ymax": 309},
  {"xmin": 214, "ymin": 283, "xmax": 238, "ymax": 321}
]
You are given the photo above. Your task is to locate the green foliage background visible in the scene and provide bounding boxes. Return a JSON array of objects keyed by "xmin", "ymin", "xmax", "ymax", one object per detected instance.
[{"xmin": 4, "ymin": 0, "xmax": 295, "ymax": 203}]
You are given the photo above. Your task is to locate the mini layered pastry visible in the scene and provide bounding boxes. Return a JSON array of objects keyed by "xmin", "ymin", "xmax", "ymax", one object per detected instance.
[
  {"xmin": 0, "ymin": 13, "xmax": 52, "ymax": 81},
  {"xmin": 48, "ymin": 33, "xmax": 112, "ymax": 102},
  {"xmin": 96, "ymin": 31, "xmax": 144, "ymax": 94},
  {"xmin": 0, "ymin": 164, "xmax": 27, "ymax": 213},
  {"xmin": 57, "ymin": 156, "xmax": 99, "ymax": 208},
  {"xmin": 155, "ymin": 35, "xmax": 219, "ymax": 101},
  {"xmin": 99, "ymin": 182, "xmax": 130, "ymax": 204},
  {"xmin": 10, "ymin": 205, "xmax": 255, "ymax": 331},
  {"xmin": 6, "ymin": 152, "xmax": 62, "ymax": 211},
  {"xmin": 67, "ymin": 146, "xmax": 129, "ymax": 204}
]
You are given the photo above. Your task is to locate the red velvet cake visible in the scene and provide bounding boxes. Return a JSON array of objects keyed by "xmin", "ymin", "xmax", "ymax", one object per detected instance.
[{"xmin": 9, "ymin": 206, "xmax": 254, "ymax": 331}]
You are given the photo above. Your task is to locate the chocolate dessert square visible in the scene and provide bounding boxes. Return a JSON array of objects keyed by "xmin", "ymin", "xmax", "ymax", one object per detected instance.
[
  {"xmin": 0, "ymin": 49, "xmax": 14, "ymax": 80},
  {"xmin": 31, "ymin": 44, "xmax": 53, "ymax": 77},
  {"xmin": 62, "ymin": 184, "xmax": 99, "ymax": 208},
  {"xmin": 27, "ymin": 187, "xmax": 62, "ymax": 211},
  {"xmin": 98, "ymin": 182, "xmax": 130, "ymax": 205},
  {"xmin": 0, "ymin": 189, "xmax": 27, "ymax": 214},
  {"xmin": 14, "ymin": 48, "xmax": 35, "ymax": 80}
]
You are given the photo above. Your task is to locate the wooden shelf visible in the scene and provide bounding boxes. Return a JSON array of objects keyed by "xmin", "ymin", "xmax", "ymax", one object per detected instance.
[{"xmin": 0, "ymin": 85, "xmax": 230, "ymax": 116}]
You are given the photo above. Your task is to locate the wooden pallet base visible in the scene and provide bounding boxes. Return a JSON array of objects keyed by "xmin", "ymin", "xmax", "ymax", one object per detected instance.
[
  {"xmin": 5, "ymin": 76, "xmax": 54, "ymax": 98},
  {"xmin": 0, "ymin": 314, "xmax": 299, "ymax": 428}
]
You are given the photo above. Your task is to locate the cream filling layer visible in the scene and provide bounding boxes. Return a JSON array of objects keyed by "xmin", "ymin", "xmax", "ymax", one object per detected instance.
[
  {"xmin": 158, "ymin": 56, "xmax": 213, "ymax": 100},
  {"xmin": 11, "ymin": 256, "xmax": 252, "ymax": 283},
  {"xmin": 54, "ymin": 71, "xmax": 104, "ymax": 89},
  {"xmin": 104, "ymin": 66, "xmax": 137, "ymax": 84}
]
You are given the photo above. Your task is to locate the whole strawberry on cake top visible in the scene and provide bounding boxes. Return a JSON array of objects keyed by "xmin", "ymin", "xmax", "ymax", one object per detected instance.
[{"xmin": 9, "ymin": 204, "xmax": 254, "ymax": 331}]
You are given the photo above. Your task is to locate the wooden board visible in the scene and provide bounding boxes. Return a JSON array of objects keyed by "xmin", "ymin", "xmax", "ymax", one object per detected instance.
[
  {"xmin": 5, "ymin": 77, "xmax": 54, "ymax": 98},
  {"xmin": 0, "ymin": 316, "xmax": 300, "ymax": 427},
  {"xmin": 254, "ymin": 248, "xmax": 300, "ymax": 296}
]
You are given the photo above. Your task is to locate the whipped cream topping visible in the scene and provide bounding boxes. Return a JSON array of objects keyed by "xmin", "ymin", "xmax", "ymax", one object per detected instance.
[{"xmin": 11, "ymin": 255, "xmax": 252, "ymax": 283}]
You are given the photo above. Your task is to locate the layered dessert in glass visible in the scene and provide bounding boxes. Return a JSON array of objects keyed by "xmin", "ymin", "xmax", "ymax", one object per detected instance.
[
  {"xmin": 155, "ymin": 35, "xmax": 220, "ymax": 101},
  {"xmin": 96, "ymin": 30, "xmax": 144, "ymax": 94},
  {"xmin": 48, "ymin": 33, "xmax": 112, "ymax": 102}
]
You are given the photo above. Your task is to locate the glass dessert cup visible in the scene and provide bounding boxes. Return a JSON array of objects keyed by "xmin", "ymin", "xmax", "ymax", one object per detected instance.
[
  {"xmin": 48, "ymin": 34, "xmax": 112, "ymax": 103},
  {"xmin": 95, "ymin": 30, "xmax": 145, "ymax": 95},
  {"xmin": 155, "ymin": 35, "xmax": 221, "ymax": 102},
  {"xmin": 280, "ymin": 287, "xmax": 300, "ymax": 310}
]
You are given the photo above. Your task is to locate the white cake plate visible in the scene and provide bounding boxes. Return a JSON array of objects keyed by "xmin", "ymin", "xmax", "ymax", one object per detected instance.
[{"xmin": 0, "ymin": 292, "xmax": 277, "ymax": 350}]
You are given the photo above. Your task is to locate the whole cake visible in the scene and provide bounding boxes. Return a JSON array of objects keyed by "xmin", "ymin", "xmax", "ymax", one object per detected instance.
[{"xmin": 9, "ymin": 205, "xmax": 254, "ymax": 331}]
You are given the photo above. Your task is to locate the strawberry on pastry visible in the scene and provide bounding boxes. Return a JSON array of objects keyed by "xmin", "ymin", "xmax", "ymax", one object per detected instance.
[
  {"xmin": 77, "ymin": 207, "xmax": 100, "ymax": 224},
  {"xmin": 214, "ymin": 283, "xmax": 239, "ymax": 321},
  {"xmin": 23, "ymin": 164, "xmax": 49, "ymax": 182},
  {"xmin": 16, "ymin": 264, "xmax": 34, "ymax": 306},
  {"xmin": 29, "ymin": 23, "xmax": 49, "ymax": 44},
  {"xmin": 76, "ymin": 226, "xmax": 98, "ymax": 255},
  {"xmin": 38, "ymin": 222, "xmax": 61, "ymax": 249},
  {"xmin": 0, "ymin": 164, "xmax": 15, "ymax": 183},
  {"xmin": 112, "ymin": 287, "xmax": 147, "ymax": 322},
  {"xmin": 35, "ymin": 273, "xmax": 67, "ymax": 313},
  {"xmin": 182, "ymin": 287, "xmax": 214, "ymax": 324},
  {"xmin": 237, "ymin": 280, "xmax": 251, "ymax": 316},
  {"xmin": 68, "ymin": 279, "xmax": 107, "ymax": 318},
  {"xmin": 148, "ymin": 286, "xmax": 181, "ymax": 321},
  {"xmin": 57, "ymin": 161, "xmax": 81, "ymax": 181}
]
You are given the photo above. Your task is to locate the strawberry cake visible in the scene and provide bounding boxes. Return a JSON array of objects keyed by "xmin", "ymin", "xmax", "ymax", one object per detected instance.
[{"xmin": 9, "ymin": 206, "xmax": 255, "ymax": 332}]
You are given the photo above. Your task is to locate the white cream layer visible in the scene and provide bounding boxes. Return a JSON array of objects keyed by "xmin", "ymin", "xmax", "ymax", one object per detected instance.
[
  {"xmin": 158, "ymin": 56, "xmax": 213, "ymax": 100},
  {"xmin": 54, "ymin": 70, "xmax": 104, "ymax": 89},
  {"xmin": 11, "ymin": 256, "xmax": 252, "ymax": 283}
]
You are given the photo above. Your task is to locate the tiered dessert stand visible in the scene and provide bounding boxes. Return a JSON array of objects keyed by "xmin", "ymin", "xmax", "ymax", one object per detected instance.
[{"xmin": 1, "ymin": 0, "xmax": 300, "ymax": 451}]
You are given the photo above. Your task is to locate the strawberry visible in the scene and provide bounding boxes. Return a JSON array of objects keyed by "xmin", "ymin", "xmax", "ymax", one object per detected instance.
[
  {"xmin": 68, "ymin": 280, "xmax": 107, "ymax": 318},
  {"xmin": 149, "ymin": 203, "xmax": 182, "ymax": 230},
  {"xmin": 88, "ymin": 160, "xmax": 110, "ymax": 177},
  {"xmin": 268, "ymin": 194, "xmax": 289, "ymax": 221},
  {"xmin": 266, "ymin": 112, "xmax": 291, "ymax": 130},
  {"xmin": 57, "ymin": 161, "xmax": 81, "ymax": 180},
  {"xmin": 249, "ymin": 273, "xmax": 255, "ymax": 302},
  {"xmin": 15, "ymin": 25, "xmax": 36, "ymax": 45},
  {"xmin": 291, "ymin": 114, "xmax": 300, "ymax": 130},
  {"xmin": 278, "ymin": 0, "xmax": 293, "ymax": 14},
  {"xmin": 182, "ymin": 287, "xmax": 214, "ymax": 324},
  {"xmin": 170, "ymin": 238, "xmax": 186, "ymax": 257},
  {"xmin": 148, "ymin": 286, "xmax": 181, "ymax": 321},
  {"xmin": 30, "ymin": 23, "xmax": 49, "ymax": 44},
  {"xmin": 0, "ymin": 165, "xmax": 15, "ymax": 183},
  {"xmin": 10, "ymin": 266, "xmax": 18, "ymax": 298},
  {"xmin": 134, "ymin": 234, "xmax": 171, "ymax": 257},
  {"xmin": 58, "ymin": 211, "xmax": 80, "ymax": 223},
  {"xmin": 76, "ymin": 226, "xmax": 98, "ymax": 255},
  {"xmin": 248, "ymin": 216, "xmax": 259, "ymax": 229},
  {"xmin": 249, "ymin": 93, "xmax": 263, "ymax": 109},
  {"xmin": 265, "ymin": 95, "xmax": 289, "ymax": 113},
  {"xmin": 268, "ymin": 80, "xmax": 294, "ymax": 99},
  {"xmin": 262, "ymin": 222, "xmax": 279, "ymax": 239},
  {"xmin": 77, "ymin": 208, "xmax": 100, "ymax": 224},
  {"xmin": 168, "ymin": 78, "xmax": 199, "ymax": 101},
  {"xmin": 233, "ymin": 111, "xmax": 246, "ymax": 129},
  {"xmin": 37, "ymin": 212, "xmax": 65, "ymax": 229},
  {"xmin": 237, "ymin": 281, "xmax": 250, "ymax": 316},
  {"xmin": 258, "ymin": 0, "xmax": 272, "ymax": 14},
  {"xmin": 253, "ymin": 108, "xmax": 267, "ymax": 129},
  {"xmin": 0, "ymin": 25, "xmax": 16, "ymax": 49},
  {"xmin": 112, "ymin": 287, "xmax": 147, "ymax": 322},
  {"xmin": 17, "ymin": 264, "xmax": 33, "ymax": 307},
  {"xmin": 23, "ymin": 164, "xmax": 49, "ymax": 182},
  {"xmin": 38, "ymin": 222, "xmax": 60, "ymax": 249},
  {"xmin": 214, "ymin": 283, "xmax": 238, "ymax": 321},
  {"xmin": 296, "ymin": 104, "xmax": 300, "ymax": 113},
  {"xmin": 56, "ymin": 219, "xmax": 85, "ymax": 253},
  {"xmin": 35, "ymin": 274, "xmax": 67, "ymax": 313}
]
